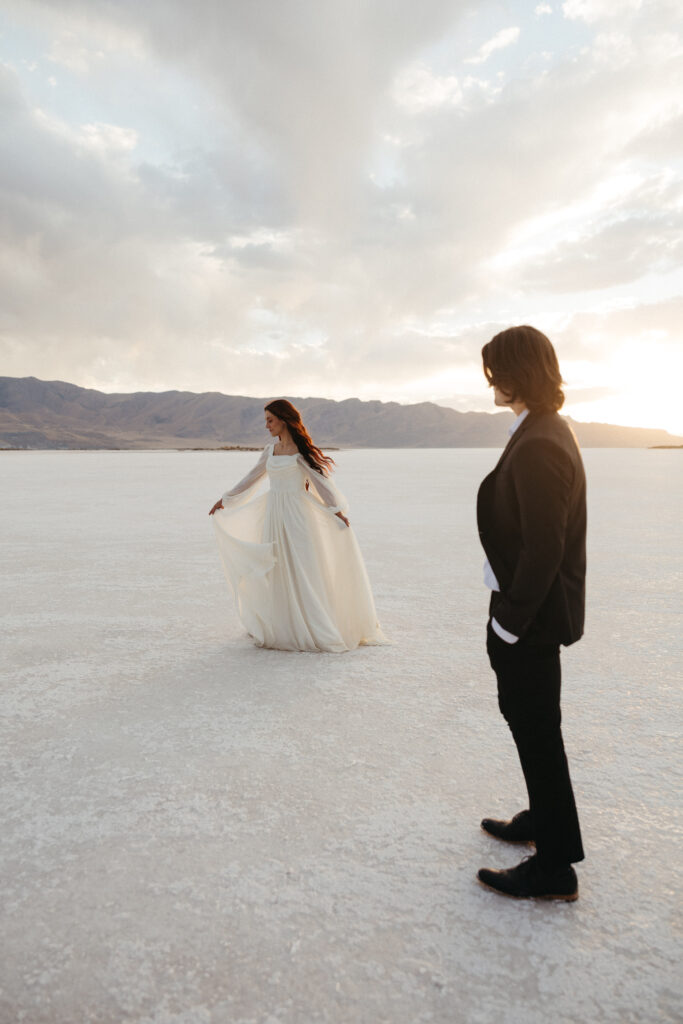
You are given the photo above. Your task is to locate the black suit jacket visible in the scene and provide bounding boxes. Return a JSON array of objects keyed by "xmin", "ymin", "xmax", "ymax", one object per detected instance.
[{"xmin": 477, "ymin": 411, "xmax": 586, "ymax": 646}]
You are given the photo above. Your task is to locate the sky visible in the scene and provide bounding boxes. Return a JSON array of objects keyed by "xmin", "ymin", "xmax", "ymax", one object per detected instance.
[{"xmin": 1, "ymin": 0, "xmax": 682, "ymax": 434}]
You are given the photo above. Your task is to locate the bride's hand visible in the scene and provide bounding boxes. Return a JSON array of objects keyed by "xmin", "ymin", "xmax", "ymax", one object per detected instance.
[
  {"xmin": 336, "ymin": 513, "xmax": 350, "ymax": 528},
  {"xmin": 209, "ymin": 499, "xmax": 224, "ymax": 516}
]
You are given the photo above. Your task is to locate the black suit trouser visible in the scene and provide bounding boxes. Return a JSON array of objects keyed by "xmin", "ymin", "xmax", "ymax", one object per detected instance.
[{"xmin": 486, "ymin": 623, "xmax": 584, "ymax": 866}]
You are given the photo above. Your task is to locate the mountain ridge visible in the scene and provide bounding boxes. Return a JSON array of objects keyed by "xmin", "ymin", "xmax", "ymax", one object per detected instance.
[{"xmin": 1, "ymin": 376, "xmax": 680, "ymax": 449}]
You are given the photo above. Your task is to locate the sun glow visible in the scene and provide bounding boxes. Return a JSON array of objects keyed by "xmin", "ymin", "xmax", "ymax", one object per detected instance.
[
  {"xmin": 421, "ymin": 340, "xmax": 683, "ymax": 438},
  {"xmin": 563, "ymin": 340, "xmax": 683, "ymax": 436}
]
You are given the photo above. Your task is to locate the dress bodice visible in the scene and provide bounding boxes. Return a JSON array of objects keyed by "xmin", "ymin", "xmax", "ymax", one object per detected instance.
[
  {"xmin": 267, "ymin": 453, "xmax": 304, "ymax": 493},
  {"xmin": 221, "ymin": 445, "xmax": 347, "ymax": 515}
]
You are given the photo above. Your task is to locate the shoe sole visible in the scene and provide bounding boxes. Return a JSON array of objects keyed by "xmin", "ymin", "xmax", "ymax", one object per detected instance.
[
  {"xmin": 480, "ymin": 826, "xmax": 536, "ymax": 846},
  {"xmin": 477, "ymin": 877, "xmax": 578, "ymax": 901}
]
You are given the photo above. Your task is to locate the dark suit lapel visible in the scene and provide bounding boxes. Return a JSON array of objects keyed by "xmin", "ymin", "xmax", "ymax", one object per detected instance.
[{"xmin": 494, "ymin": 411, "xmax": 535, "ymax": 471}]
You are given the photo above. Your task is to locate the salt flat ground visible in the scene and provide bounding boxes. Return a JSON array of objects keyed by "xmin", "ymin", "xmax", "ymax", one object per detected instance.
[{"xmin": 1, "ymin": 447, "xmax": 681, "ymax": 1024}]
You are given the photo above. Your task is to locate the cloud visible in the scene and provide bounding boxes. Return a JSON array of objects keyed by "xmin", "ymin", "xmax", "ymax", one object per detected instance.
[
  {"xmin": 507, "ymin": 175, "xmax": 683, "ymax": 293},
  {"xmin": 555, "ymin": 295, "xmax": 683, "ymax": 357},
  {"xmin": 392, "ymin": 65, "xmax": 463, "ymax": 114},
  {"xmin": 70, "ymin": 0, "xmax": 469, "ymax": 228},
  {"xmin": 48, "ymin": 30, "xmax": 106, "ymax": 74},
  {"xmin": 562, "ymin": 0, "xmax": 642, "ymax": 23},
  {"xmin": 563, "ymin": 385, "xmax": 619, "ymax": 402},
  {"xmin": 80, "ymin": 122, "xmax": 138, "ymax": 154},
  {"xmin": 465, "ymin": 26, "xmax": 520, "ymax": 65}
]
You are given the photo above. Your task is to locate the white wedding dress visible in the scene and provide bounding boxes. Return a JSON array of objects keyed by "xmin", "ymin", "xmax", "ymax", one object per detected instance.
[{"xmin": 212, "ymin": 444, "xmax": 387, "ymax": 652}]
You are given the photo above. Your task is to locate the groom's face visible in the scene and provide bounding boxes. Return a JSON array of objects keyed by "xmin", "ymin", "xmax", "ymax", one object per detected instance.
[{"xmin": 493, "ymin": 384, "xmax": 514, "ymax": 407}]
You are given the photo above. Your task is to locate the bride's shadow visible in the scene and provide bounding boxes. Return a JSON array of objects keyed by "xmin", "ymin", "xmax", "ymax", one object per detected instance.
[{"xmin": 136, "ymin": 624, "xmax": 378, "ymax": 722}]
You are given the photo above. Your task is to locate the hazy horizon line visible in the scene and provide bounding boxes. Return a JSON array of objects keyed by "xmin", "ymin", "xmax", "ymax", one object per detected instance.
[{"xmin": 4, "ymin": 373, "xmax": 682, "ymax": 439}]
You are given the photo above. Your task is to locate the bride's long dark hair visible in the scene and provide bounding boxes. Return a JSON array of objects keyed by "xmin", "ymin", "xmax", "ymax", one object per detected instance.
[{"xmin": 265, "ymin": 399, "xmax": 335, "ymax": 476}]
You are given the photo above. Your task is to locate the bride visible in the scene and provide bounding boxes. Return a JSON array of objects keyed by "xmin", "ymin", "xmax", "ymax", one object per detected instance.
[{"xmin": 209, "ymin": 399, "xmax": 386, "ymax": 653}]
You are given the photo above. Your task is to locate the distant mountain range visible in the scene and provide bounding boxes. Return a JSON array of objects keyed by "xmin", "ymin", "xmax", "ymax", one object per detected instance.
[{"xmin": 1, "ymin": 376, "xmax": 680, "ymax": 450}]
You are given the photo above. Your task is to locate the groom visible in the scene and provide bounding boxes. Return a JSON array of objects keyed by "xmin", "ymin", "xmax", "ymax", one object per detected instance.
[{"xmin": 476, "ymin": 325, "xmax": 586, "ymax": 901}]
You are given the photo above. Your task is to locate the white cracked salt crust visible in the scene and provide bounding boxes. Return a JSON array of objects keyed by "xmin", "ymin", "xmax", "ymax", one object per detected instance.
[{"xmin": 1, "ymin": 448, "xmax": 681, "ymax": 1023}]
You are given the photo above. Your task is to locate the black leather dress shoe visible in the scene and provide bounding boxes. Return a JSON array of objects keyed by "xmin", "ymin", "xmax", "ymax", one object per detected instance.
[
  {"xmin": 477, "ymin": 855, "xmax": 578, "ymax": 901},
  {"xmin": 481, "ymin": 810, "xmax": 535, "ymax": 844}
]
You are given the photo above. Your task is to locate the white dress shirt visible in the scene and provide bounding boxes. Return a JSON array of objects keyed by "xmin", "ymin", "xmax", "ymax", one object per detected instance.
[{"xmin": 484, "ymin": 408, "xmax": 529, "ymax": 644}]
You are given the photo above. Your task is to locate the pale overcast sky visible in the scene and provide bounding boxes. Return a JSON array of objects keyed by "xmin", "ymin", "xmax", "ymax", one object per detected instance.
[{"xmin": 1, "ymin": 0, "xmax": 682, "ymax": 432}]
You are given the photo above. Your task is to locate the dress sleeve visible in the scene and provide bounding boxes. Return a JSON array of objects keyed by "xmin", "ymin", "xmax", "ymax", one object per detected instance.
[
  {"xmin": 220, "ymin": 445, "xmax": 271, "ymax": 509},
  {"xmin": 297, "ymin": 456, "xmax": 349, "ymax": 517}
]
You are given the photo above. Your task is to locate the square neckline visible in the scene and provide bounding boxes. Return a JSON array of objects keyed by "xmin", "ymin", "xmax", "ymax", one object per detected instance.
[{"xmin": 270, "ymin": 442, "xmax": 298, "ymax": 458}]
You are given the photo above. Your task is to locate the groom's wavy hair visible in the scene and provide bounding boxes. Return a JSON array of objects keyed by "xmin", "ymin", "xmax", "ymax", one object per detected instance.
[
  {"xmin": 264, "ymin": 399, "xmax": 335, "ymax": 476},
  {"xmin": 482, "ymin": 326, "xmax": 565, "ymax": 413}
]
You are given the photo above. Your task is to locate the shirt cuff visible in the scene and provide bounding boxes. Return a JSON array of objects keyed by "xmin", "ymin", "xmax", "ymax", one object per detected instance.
[{"xmin": 491, "ymin": 617, "xmax": 519, "ymax": 645}]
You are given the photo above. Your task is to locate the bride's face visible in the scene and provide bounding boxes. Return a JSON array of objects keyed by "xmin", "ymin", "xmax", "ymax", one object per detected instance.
[{"xmin": 265, "ymin": 411, "xmax": 284, "ymax": 436}]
